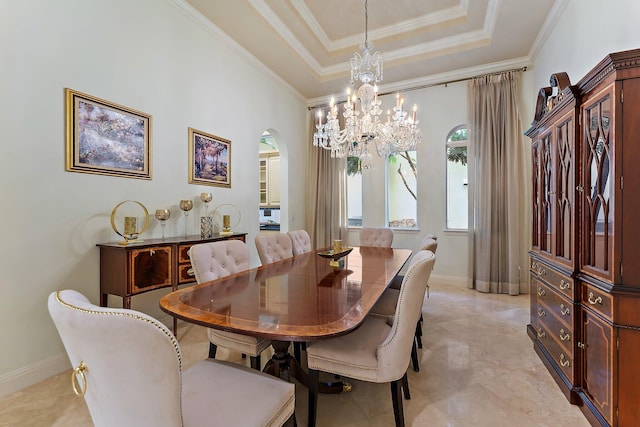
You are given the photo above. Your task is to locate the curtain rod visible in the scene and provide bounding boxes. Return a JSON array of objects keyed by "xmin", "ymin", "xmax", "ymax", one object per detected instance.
[{"xmin": 307, "ymin": 66, "xmax": 528, "ymax": 110}]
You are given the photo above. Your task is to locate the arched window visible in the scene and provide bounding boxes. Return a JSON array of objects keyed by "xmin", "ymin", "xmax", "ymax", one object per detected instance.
[
  {"xmin": 446, "ymin": 125, "xmax": 468, "ymax": 229},
  {"xmin": 347, "ymin": 156, "xmax": 363, "ymax": 226},
  {"xmin": 387, "ymin": 151, "xmax": 417, "ymax": 229}
]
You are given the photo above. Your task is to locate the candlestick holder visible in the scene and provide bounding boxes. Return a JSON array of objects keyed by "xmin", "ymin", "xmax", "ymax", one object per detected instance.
[
  {"xmin": 200, "ymin": 192, "xmax": 213, "ymax": 215},
  {"xmin": 110, "ymin": 200, "xmax": 149, "ymax": 245},
  {"xmin": 179, "ymin": 199, "xmax": 194, "ymax": 237},
  {"xmin": 212, "ymin": 203, "xmax": 241, "ymax": 236},
  {"xmin": 154, "ymin": 208, "xmax": 171, "ymax": 239}
]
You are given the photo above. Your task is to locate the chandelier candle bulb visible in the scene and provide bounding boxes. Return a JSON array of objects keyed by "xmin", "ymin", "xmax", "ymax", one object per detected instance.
[{"xmin": 223, "ymin": 214, "xmax": 230, "ymax": 229}]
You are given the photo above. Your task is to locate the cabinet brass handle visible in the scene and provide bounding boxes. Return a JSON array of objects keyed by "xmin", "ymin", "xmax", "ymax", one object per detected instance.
[
  {"xmin": 560, "ymin": 280, "xmax": 570, "ymax": 290},
  {"xmin": 537, "ymin": 287, "xmax": 546, "ymax": 296},
  {"xmin": 576, "ymin": 185, "xmax": 584, "ymax": 192},
  {"xmin": 560, "ymin": 304, "xmax": 570, "ymax": 316},
  {"xmin": 532, "ymin": 262, "xmax": 538, "ymax": 269},
  {"xmin": 560, "ymin": 329, "xmax": 571, "ymax": 341},
  {"xmin": 537, "ymin": 329, "xmax": 546, "ymax": 339},
  {"xmin": 71, "ymin": 361, "xmax": 88, "ymax": 397},
  {"xmin": 577, "ymin": 342, "xmax": 585, "ymax": 349},
  {"xmin": 560, "ymin": 354, "xmax": 570, "ymax": 367},
  {"xmin": 187, "ymin": 268, "xmax": 195, "ymax": 277},
  {"xmin": 538, "ymin": 308, "xmax": 546, "ymax": 317},
  {"xmin": 588, "ymin": 292, "xmax": 603, "ymax": 305},
  {"xmin": 538, "ymin": 267, "xmax": 546, "ymax": 275},
  {"xmin": 150, "ymin": 249, "xmax": 155, "ymax": 256}
]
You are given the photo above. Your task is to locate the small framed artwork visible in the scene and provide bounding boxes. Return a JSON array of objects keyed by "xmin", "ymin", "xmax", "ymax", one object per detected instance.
[
  {"xmin": 188, "ymin": 127, "xmax": 231, "ymax": 188},
  {"xmin": 65, "ymin": 88, "xmax": 152, "ymax": 179}
]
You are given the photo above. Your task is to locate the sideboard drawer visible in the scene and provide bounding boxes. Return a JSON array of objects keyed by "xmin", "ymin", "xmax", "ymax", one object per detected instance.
[
  {"xmin": 582, "ymin": 283, "xmax": 613, "ymax": 321},
  {"xmin": 536, "ymin": 281, "xmax": 574, "ymax": 329},
  {"xmin": 532, "ymin": 260, "xmax": 574, "ymax": 300},
  {"xmin": 537, "ymin": 322, "xmax": 575, "ymax": 384},
  {"xmin": 179, "ymin": 263, "xmax": 196, "ymax": 284}
]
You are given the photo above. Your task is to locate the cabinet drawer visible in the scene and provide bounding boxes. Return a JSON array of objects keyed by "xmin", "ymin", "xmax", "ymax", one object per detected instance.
[
  {"xmin": 179, "ymin": 243, "xmax": 195, "ymax": 264},
  {"xmin": 538, "ymin": 298, "xmax": 574, "ymax": 356},
  {"xmin": 537, "ymin": 322, "xmax": 575, "ymax": 383},
  {"xmin": 581, "ymin": 283, "xmax": 612, "ymax": 321},
  {"xmin": 178, "ymin": 263, "xmax": 196, "ymax": 284},
  {"xmin": 535, "ymin": 281, "xmax": 574, "ymax": 328},
  {"xmin": 532, "ymin": 260, "xmax": 574, "ymax": 299},
  {"xmin": 129, "ymin": 246, "xmax": 172, "ymax": 294}
]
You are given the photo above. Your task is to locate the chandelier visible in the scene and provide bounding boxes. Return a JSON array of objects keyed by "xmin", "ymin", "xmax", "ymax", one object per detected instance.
[{"xmin": 313, "ymin": 0, "xmax": 422, "ymax": 170}]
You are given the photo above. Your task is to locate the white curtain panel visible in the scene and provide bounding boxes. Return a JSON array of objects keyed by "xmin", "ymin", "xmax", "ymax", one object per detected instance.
[{"xmin": 467, "ymin": 71, "xmax": 529, "ymax": 295}]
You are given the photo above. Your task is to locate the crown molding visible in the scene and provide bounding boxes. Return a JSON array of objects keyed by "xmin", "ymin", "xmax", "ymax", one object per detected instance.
[
  {"xmin": 290, "ymin": 0, "xmax": 470, "ymax": 52},
  {"xmin": 307, "ymin": 55, "xmax": 531, "ymax": 107},
  {"xmin": 527, "ymin": 0, "xmax": 570, "ymax": 62}
]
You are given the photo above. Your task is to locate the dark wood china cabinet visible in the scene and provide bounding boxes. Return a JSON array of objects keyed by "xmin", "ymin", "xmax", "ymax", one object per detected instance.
[{"xmin": 527, "ymin": 49, "xmax": 640, "ymax": 427}]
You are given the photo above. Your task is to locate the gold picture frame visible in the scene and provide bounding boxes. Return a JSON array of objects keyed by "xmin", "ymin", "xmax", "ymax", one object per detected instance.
[
  {"xmin": 65, "ymin": 88, "xmax": 152, "ymax": 179},
  {"xmin": 188, "ymin": 127, "xmax": 231, "ymax": 188}
]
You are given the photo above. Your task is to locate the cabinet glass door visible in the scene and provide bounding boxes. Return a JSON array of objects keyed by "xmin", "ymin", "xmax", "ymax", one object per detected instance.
[
  {"xmin": 531, "ymin": 142, "xmax": 541, "ymax": 250},
  {"xmin": 581, "ymin": 90, "xmax": 613, "ymax": 277},
  {"xmin": 554, "ymin": 112, "xmax": 575, "ymax": 264},
  {"xmin": 541, "ymin": 132, "xmax": 553, "ymax": 254}
]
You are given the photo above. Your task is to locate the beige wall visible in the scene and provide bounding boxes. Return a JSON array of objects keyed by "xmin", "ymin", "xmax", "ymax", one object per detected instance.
[
  {"xmin": 529, "ymin": 0, "xmax": 640, "ymax": 100},
  {"xmin": 0, "ymin": 0, "xmax": 307, "ymax": 394}
]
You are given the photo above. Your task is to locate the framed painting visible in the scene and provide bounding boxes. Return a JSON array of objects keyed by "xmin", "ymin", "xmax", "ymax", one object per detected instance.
[
  {"xmin": 188, "ymin": 127, "xmax": 231, "ymax": 188},
  {"xmin": 65, "ymin": 88, "xmax": 152, "ymax": 179}
]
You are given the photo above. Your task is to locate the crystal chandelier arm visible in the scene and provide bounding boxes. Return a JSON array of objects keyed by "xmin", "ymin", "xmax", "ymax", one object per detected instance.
[{"xmin": 311, "ymin": 0, "xmax": 421, "ymax": 169}]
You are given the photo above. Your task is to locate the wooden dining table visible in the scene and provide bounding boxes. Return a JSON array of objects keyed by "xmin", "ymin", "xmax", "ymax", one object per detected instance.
[{"xmin": 159, "ymin": 245, "xmax": 412, "ymax": 392}]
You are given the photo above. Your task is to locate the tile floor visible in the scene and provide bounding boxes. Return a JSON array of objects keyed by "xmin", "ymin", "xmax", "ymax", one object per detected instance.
[{"xmin": 0, "ymin": 278, "xmax": 591, "ymax": 426}]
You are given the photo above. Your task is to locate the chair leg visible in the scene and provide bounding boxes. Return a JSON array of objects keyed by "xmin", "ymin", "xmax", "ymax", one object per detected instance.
[
  {"xmin": 208, "ymin": 342, "xmax": 217, "ymax": 359},
  {"xmin": 250, "ymin": 355, "xmax": 261, "ymax": 370},
  {"xmin": 401, "ymin": 372, "xmax": 411, "ymax": 400},
  {"xmin": 415, "ymin": 321, "xmax": 423, "ymax": 349},
  {"xmin": 293, "ymin": 342, "xmax": 301, "ymax": 362},
  {"xmin": 390, "ymin": 379, "xmax": 405, "ymax": 427},
  {"xmin": 308, "ymin": 369, "xmax": 320, "ymax": 427},
  {"xmin": 411, "ymin": 340, "xmax": 420, "ymax": 372}
]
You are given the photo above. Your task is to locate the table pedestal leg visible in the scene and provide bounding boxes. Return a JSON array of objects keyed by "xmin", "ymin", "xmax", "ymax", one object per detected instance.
[{"xmin": 263, "ymin": 340, "xmax": 348, "ymax": 394}]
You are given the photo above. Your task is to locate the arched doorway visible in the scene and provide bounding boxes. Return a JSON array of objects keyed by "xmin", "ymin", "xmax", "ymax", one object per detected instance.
[{"xmin": 258, "ymin": 131, "xmax": 281, "ymax": 233}]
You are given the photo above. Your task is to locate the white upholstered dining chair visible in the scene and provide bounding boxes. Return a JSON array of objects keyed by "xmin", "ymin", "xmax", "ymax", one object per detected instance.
[
  {"xmin": 359, "ymin": 227, "xmax": 394, "ymax": 247},
  {"xmin": 48, "ymin": 289, "xmax": 295, "ymax": 427},
  {"xmin": 306, "ymin": 250, "xmax": 435, "ymax": 427},
  {"xmin": 287, "ymin": 229, "xmax": 312, "ymax": 255},
  {"xmin": 255, "ymin": 233, "xmax": 294, "ymax": 264},
  {"xmin": 371, "ymin": 234, "xmax": 439, "ymax": 370},
  {"xmin": 189, "ymin": 239, "xmax": 271, "ymax": 370}
]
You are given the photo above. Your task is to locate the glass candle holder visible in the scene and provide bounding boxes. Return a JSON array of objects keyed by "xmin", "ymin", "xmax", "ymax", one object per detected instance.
[
  {"xmin": 155, "ymin": 209, "xmax": 171, "ymax": 239},
  {"xmin": 179, "ymin": 200, "xmax": 194, "ymax": 236}
]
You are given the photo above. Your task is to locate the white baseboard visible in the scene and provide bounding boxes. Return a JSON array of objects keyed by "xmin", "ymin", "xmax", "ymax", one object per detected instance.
[
  {"xmin": 430, "ymin": 273, "xmax": 468, "ymax": 286},
  {"xmin": 0, "ymin": 353, "xmax": 71, "ymax": 398}
]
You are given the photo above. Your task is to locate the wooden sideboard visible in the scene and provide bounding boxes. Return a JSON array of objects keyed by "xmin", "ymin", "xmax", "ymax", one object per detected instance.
[
  {"xmin": 526, "ymin": 49, "xmax": 640, "ymax": 426},
  {"xmin": 97, "ymin": 233, "xmax": 247, "ymax": 332}
]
